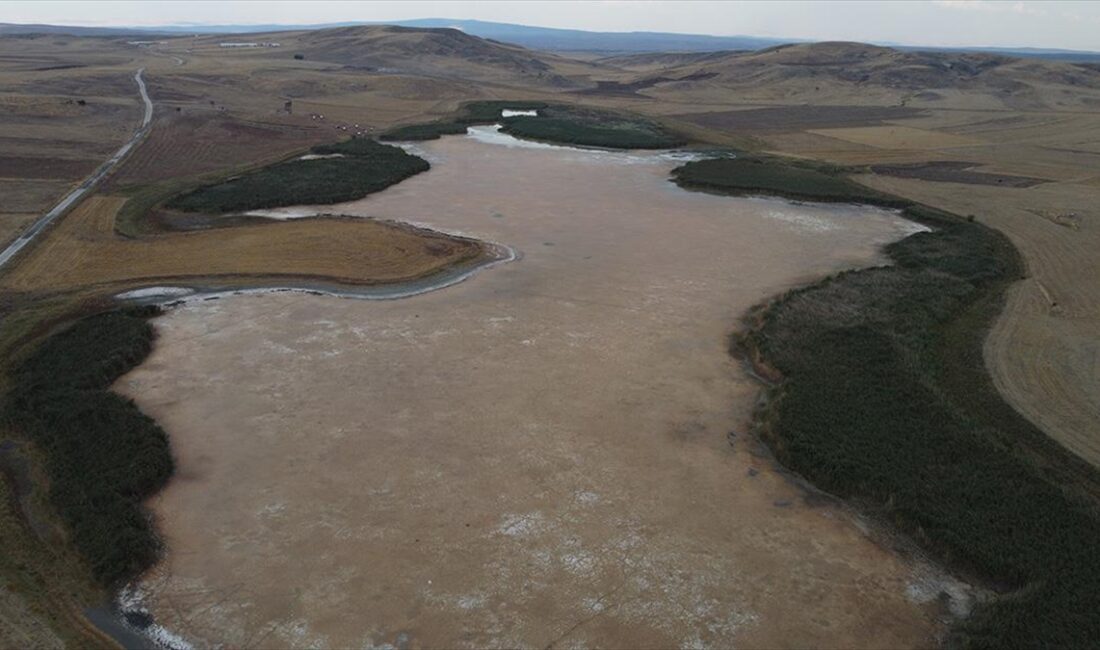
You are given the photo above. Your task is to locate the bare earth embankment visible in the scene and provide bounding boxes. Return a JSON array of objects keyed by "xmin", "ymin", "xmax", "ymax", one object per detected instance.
[{"xmin": 117, "ymin": 130, "xmax": 957, "ymax": 649}]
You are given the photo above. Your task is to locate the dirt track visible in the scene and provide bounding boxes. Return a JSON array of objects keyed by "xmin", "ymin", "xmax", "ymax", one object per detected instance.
[{"xmin": 120, "ymin": 130, "xmax": 959, "ymax": 648}]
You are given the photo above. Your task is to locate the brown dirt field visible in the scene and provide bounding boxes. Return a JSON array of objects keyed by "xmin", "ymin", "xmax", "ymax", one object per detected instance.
[
  {"xmin": 0, "ymin": 37, "xmax": 147, "ymax": 255},
  {"xmin": 673, "ymin": 105, "xmax": 926, "ymax": 133},
  {"xmin": 0, "ymin": 71, "xmax": 138, "ymax": 98},
  {"xmin": 0, "ymin": 135, "xmax": 125, "ymax": 160},
  {"xmin": 0, "ymin": 195, "xmax": 485, "ymax": 293},
  {"xmin": 0, "ymin": 156, "xmax": 99, "ymax": 180},
  {"xmin": 807, "ymin": 126, "xmax": 985, "ymax": 150},
  {"xmin": 0, "ymin": 179, "xmax": 76, "ymax": 213},
  {"xmin": 869, "ymin": 161, "xmax": 1047, "ymax": 187},
  {"xmin": 944, "ymin": 112, "xmax": 1100, "ymax": 149},
  {"xmin": 109, "ymin": 112, "xmax": 332, "ymax": 186},
  {"xmin": 0, "ymin": 213, "xmax": 37, "ymax": 249}
]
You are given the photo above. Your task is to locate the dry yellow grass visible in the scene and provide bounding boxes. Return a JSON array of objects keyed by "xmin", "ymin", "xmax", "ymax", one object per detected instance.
[
  {"xmin": 807, "ymin": 125, "xmax": 985, "ymax": 150},
  {"xmin": 0, "ymin": 195, "xmax": 484, "ymax": 293}
]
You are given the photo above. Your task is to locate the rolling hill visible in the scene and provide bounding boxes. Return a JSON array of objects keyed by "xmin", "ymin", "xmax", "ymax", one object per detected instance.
[
  {"xmin": 611, "ymin": 42, "xmax": 1100, "ymax": 110},
  {"xmin": 4, "ymin": 20, "xmax": 1100, "ymax": 62},
  {"xmin": 233, "ymin": 25, "xmax": 595, "ymax": 87}
]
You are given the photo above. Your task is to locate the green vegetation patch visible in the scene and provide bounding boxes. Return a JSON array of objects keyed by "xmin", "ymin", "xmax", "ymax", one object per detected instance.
[
  {"xmin": 499, "ymin": 105, "xmax": 685, "ymax": 149},
  {"xmin": 377, "ymin": 121, "xmax": 470, "ymax": 142},
  {"xmin": 381, "ymin": 100, "xmax": 685, "ymax": 149},
  {"xmin": 166, "ymin": 139, "xmax": 429, "ymax": 214},
  {"xmin": 679, "ymin": 154, "xmax": 1100, "ymax": 647},
  {"xmin": 379, "ymin": 100, "xmax": 550, "ymax": 142},
  {"xmin": 672, "ymin": 156, "xmax": 906, "ymax": 205},
  {"xmin": 3, "ymin": 307, "xmax": 171, "ymax": 587}
]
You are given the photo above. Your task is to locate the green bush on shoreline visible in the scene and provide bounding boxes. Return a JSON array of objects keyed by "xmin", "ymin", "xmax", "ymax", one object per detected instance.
[
  {"xmin": 3, "ymin": 307, "xmax": 171, "ymax": 587},
  {"xmin": 379, "ymin": 100, "xmax": 550, "ymax": 141},
  {"xmin": 381, "ymin": 100, "xmax": 685, "ymax": 149},
  {"xmin": 672, "ymin": 156, "xmax": 907, "ymax": 205},
  {"xmin": 674, "ymin": 155, "xmax": 1100, "ymax": 647},
  {"xmin": 166, "ymin": 139, "xmax": 429, "ymax": 214}
]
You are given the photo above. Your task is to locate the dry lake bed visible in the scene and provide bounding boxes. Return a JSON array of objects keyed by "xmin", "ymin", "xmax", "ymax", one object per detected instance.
[{"xmin": 118, "ymin": 128, "xmax": 958, "ymax": 649}]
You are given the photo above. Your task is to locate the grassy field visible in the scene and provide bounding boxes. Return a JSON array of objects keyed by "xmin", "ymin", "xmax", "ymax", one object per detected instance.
[
  {"xmin": 166, "ymin": 139, "xmax": 429, "ymax": 213},
  {"xmin": 673, "ymin": 156, "xmax": 1100, "ymax": 647},
  {"xmin": 0, "ymin": 36, "xmax": 146, "ymax": 251},
  {"xmin": 108, "ymin": 112, "xmax": 333, "ymax": 187},
  {"xmin": 0, "ymin": 196, "xmax": 485, "ymax": 293}
]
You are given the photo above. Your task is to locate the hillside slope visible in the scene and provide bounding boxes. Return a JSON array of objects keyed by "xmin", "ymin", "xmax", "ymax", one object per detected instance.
[
  {"xmin": 626, "ymin": 42, "xmax": 1100, "ymax": 109},
  {"xmin": 281, "ymin": 25, "xmax": 593, "ymax": 87}
]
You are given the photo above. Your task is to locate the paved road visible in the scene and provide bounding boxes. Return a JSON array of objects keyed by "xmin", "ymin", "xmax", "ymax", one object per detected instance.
[{"xmin": 0, "ymin": 68, "xmax": 153, "ymax": 269}]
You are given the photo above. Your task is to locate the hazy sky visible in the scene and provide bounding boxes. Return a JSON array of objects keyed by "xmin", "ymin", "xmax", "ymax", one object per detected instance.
[{"xmin": 4, "ymin": 1, "xmax": 1100, "ymax": 51}]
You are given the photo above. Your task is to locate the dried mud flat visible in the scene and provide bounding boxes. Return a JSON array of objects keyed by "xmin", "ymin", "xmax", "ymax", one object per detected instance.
[{"xmin": 119, "ymin": 130, "xmax": 956, "ymax": 648}]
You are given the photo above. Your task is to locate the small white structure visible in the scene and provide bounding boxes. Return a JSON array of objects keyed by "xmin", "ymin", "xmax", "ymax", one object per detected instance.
[{"xmin": 502, "ymin": 109, "xmax": 538, "ymax": 117}]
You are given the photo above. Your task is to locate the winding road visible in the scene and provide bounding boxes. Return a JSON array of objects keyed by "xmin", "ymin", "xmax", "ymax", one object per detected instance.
[{"xmin": 0, "ymin": 68, "xmax": 153, "ymax": 269}]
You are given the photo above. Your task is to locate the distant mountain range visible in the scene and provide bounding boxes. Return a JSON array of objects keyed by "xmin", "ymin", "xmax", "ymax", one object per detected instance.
[{"xmin": 3, "ymin": 18, "xmax": 1100, "ymax": 62}]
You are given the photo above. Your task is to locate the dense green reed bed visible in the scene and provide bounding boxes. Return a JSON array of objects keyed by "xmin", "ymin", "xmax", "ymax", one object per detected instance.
[
  {"xmin": 382, "ymin": 100, "xmax": 685, "ymax": 149},
  {"xmin": 379, "ymin": 100, "xmax": 549, "ymax": 141},
  {"xmin": 3, "ymin": 307, "xmax": 171, "ymax": 587},
  {"xmin": 675, "ymin": 156, "xmax": 1100, "ymax": 648},
  {"xmin": 167, "ymin": 138, "xmax": 429, "ymax": 214},
  {"xmin": 499, "ymin": 105, "xmax": 685, "ymax": 149},
  {"xmin": 672, "ymin": 156, "xmax": 905, "ymax": 205}
]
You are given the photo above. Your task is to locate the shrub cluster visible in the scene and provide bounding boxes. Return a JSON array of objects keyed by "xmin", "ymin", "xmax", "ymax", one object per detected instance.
[
  {"xmin": 381, "ymin": 100, "xmax": 685, "ymax": 149},
  {"xmin": 379, "ymin": 100, "xmax": 549, "ymax": 142},
  {"xmin": 3, "ymin": 307, "xmax": 172, "ymax": 587},
  {"xmin": 679, "ymin": 156, "xmax": 1100, "ymax": 647},
  {"xmin": 167, "ymin": 139, "xmax": 429, "ymax": 214},
  {"xmin": 499, "ymin": 115, "xmax": 679, "ymax": 149},
  {"xmin": 499, "ymin": 104, "xmax": 684, "ymax": 149},
  {"xmin": 377, "ymin": 121, "xmax": 469, "ymax": 141},
  {"xmin": 672, "ymin": 156, "xmax": 907, "ymax": 206}
]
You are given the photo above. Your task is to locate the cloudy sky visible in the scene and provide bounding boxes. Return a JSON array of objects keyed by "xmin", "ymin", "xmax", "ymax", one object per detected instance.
[{"xmin": 4, "ymin": 0, "xmax": 1100, "ymax": 51}]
